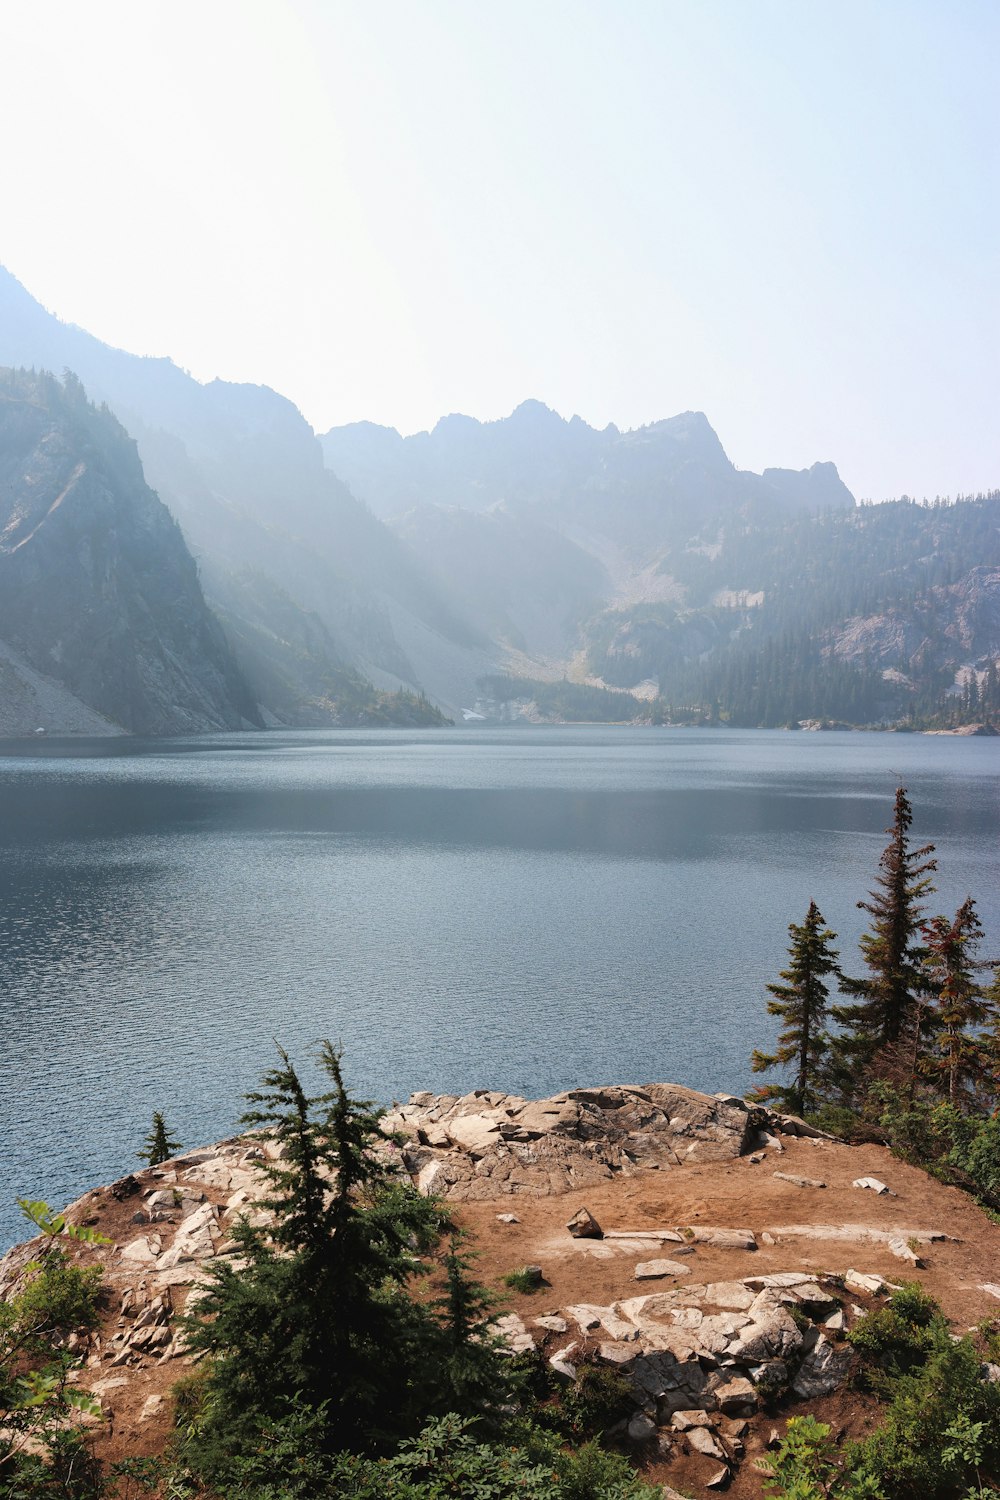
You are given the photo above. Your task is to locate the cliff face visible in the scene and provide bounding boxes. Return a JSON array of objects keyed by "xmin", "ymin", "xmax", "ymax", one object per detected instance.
[
  {"xmin": 0, "ymin": 267, "xmax": 488, "ymax": 720},
  {"xmin": 0, "ymin": 370, "xmax": 259, "ymax": 735}
]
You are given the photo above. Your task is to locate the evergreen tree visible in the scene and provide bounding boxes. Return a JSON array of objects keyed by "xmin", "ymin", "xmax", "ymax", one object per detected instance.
[
  {"xmin": 833, "ymin": 788, "xmax": 937, "ymax": 1082},
  {"xmin": 751, "ymin": 901, "xmax": 839, "ymax": 1115},
  {"xmin": 182, "ymin": 1044, "xmax": 477, "ymax": 1462},
  {"xmin": 137, "ymin": 1110, "xmax": 181, "ymax": 1166},
  {"xmin": 922, "ymin": 898, "xmax": 996, "ymax": 1107},
  {"xmin": 427, "ymin": 1231, "xmax": 512, "ymax": 1424}
]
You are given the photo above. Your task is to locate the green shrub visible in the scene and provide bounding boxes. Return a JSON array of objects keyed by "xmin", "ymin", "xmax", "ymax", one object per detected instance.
[
  {"xmin": 502, "ymin": 1267, "xmax": 541, "ymax": 1295},
  {"xmin": 213, "ymin": 1409, "xmax": 660, "ymax": 1499},
  {"xmin": 948, "ymin": 1114, "xmax": 1000, "ymax": 1208},
  {"xmin": 13, "ymin": 1260, "xmax": 103, "ymax": 1337},
  {"xmin": 559, "ymin": 1363, "xmax": 636, "ymax": 1440},
  {"xmin": 847, "ymin": 1282, "xmax": 942, "ymax": 1387},
  {"xmin": 758, "ymin": 1414, "xmax": 883, "ymax": 1499},
  {"xmin": 847, "ymin": 1331, "xmax": 1000, "ymax": 1498}
]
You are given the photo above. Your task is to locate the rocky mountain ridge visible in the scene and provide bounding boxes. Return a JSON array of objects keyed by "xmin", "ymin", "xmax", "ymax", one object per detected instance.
[{"xmin": 3, "ymin": 265, "xmax": 997, "ymax": 727}]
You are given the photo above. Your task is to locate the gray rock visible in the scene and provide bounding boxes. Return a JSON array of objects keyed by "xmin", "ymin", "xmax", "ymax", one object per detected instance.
[
  {"xmin": 565, "ymin": 1303, "xmax": 602, "ymax": 1331},
  {"xmin": 627, "ymin": 1412, "xmax": 657, "ymax": 1442},
  {"xmin": 635, "ymin": 1258, "xmax": 692, "ymax": 1280},
  {"xmin": 845, "ymin": 1269, "xmax": 895, "ymax": 1296},
  {"xmin": 597, "ymin": 1341, "xmax": 636, "ymax": 1365},
  {"xmin": 791, "ymin": 1333, "xmax": 853, "ymax": 1399},
  {"xmin": 549, "ymin": 1345, "xmax": 578, "ymax": 1380},
  {"xmin": 494, "ymin": 1313, "xmax": 534, "ymax": 1355},
  {"xmin": 687, "ymin": 1426, "xmax": 727, "ymax": 1460},
  {"xmin": 853, "ymin": 1176, "xmax": 892, "ymax": 1194},
  {"xmin": 714, "ymin": 1376, "xmax": 757, "ymax": 1415},
  {"xmin": 704, "ymin": 1282, "xmax": 755, "ymax": 1310},
  {"xmin": 773, "ymin": 1172, "xmax": 827, "ymax": 1189},
  {"xmin": 889, "ymin": 1236, "xmax": 924, "ymax": 1267},
  {"xmin": 567, "ymin": 1206, "xmax": 603, "ymax": 1239},
  {"xmin": 686, "ymin": 1227, "xmax": 757, "ymax": 1250},
  {"xmin": 729, "ymin": 1307, "xmax": 804, "ymax": 1364}
]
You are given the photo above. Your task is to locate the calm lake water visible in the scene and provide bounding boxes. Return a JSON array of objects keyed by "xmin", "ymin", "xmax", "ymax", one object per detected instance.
[{"xmin": 0, "ymin": 726, "xmax": 997, "ymax": 1249}]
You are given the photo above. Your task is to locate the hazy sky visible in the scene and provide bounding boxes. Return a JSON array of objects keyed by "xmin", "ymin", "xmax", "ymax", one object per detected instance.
[{"xmin": 1, "ymin": 0, "xmax": 997, "ymax": 499}]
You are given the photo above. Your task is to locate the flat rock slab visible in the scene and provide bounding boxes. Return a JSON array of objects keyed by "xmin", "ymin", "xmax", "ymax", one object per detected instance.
[
  {"xmin": 888, "ymin": 1236, "xmax": 924, "ymax": 1266},
  {"xmin": 635, "ymin": 1258, "xmax": 692, "ymax": 1280},
  {"xmin": 845, "ymin": 1269, "xmax": 899, "ymax": 1296},
  {"xmin": 605, "ymin": 1228, "xmax": 685, "ymax": 1242},
  {"xmin": 703, "ymin": 1282, "xmax": 756, "ymax": 1310},
  {"xmin": 774, "ymin": 1172, "xmax": 827, "ymax": 1189},
  {"xmin": 853, "ymin": 1177, "xmax": 892, "ymax": 1195},
  {"xmin": 765, "ymin": 1223, "xmax": 951, "ymax": 1245},
  {"xmin": 686, "ymin": 1227, "xmax": 757, "ymax": 1250}
]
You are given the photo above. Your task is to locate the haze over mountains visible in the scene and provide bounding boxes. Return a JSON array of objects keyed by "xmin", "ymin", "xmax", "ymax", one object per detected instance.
[{"xmin": 0, "ymin": 264, "xmax": 997, "ymax": 733}]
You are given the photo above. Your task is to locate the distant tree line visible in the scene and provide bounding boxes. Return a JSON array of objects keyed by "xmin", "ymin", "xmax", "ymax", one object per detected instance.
[{"xmin": 586, "ymin": 494, "xmax": 1000, "ymax": 728}]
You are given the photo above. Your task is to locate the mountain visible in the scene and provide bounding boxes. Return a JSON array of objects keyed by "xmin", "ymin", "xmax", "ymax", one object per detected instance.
[
  {"xmin": 0, "ymin": 268, "xmax": 483, "ymax": 719},
  {"xmin": 324, "ymin": 403, "xmax": 999, "ymax": 727},
  {"xmin": 322, "ymin": 402, "xmax": 859, "ymax": 684},
  {"xmin": 321, "ymin": 401, "xmax": 855, "ymax": 532},
  {"xmin": 0, "ymin": 368, "xmax": 257, "ymax": 735},
  {"xmin": 4, "ymin": 266, "xmax": 995, "ymax": 729}
]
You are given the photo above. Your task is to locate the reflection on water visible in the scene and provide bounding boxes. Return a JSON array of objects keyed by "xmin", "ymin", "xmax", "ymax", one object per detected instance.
[{"xmin": 1, "ymin": 726, "xmax": 997, "ymax": 1248}]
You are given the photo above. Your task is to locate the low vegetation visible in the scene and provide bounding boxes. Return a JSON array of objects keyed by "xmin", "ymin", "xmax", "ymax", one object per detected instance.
[{"xmin": 761, "ymin": 1285, "xmax": 1000, "ymax": 1499}]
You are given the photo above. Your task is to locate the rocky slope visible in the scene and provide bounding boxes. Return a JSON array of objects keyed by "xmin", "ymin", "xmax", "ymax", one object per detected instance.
[
  {"xmin": 0, "ymin": 637, "xmax": 123, "ymax": 738},
  {"xmin": 5, "ymin": 1081, "xmax": 999, "ymax": 1497},
  {"xmin": 0, "ymin": 370, "xmax": 257, "ymax": 735}
]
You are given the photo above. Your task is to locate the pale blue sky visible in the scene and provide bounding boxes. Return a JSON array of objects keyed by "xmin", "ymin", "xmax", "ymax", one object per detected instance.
[{"xmin": 0, "ymin": 0, "xmax": 996, "ymax": 498}]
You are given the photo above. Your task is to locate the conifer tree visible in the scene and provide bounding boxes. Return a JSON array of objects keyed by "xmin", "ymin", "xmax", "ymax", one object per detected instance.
[
  {"xmin": 922, "ymin": 898, "xmax": 996, "ymax": 1107},
  {"xmin": 833, "ymin": 787, "xmax": 937, "ymax": 1080},
  {"xmin": 751, "ymin": 901, "xmax": 839, "ymax": 1116},
  {"xmin": 428, "ymin": 1231, "xmax": 512, "ymax": 1424},
  {"xmin": 183, "ymin": 1044, "xmax": 466, "ymax": 1460},
  {"xmin": 137, "ymin": 1110, "xmax": 181, "ymax": 1166}
]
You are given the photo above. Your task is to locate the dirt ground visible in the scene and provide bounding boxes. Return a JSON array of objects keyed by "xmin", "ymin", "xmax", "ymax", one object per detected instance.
[{"xmin": 77, "ymin": 1131, "xmax": 1000, "ymax": 1496}]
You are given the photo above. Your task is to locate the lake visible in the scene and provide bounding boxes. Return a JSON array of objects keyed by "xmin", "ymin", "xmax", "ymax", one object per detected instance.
[{"xmin": 0, "ymin": 726, "xmax": 997, "ymax": 1249}]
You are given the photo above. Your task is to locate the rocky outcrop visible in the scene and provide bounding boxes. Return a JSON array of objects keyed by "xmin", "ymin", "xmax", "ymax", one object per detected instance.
[
  {"xmin": 509, "ymin": 1270, "xmax": 858, "ymax": 1488},
  {"xmin": 0, "ymin": 370, "xmax": 259, "ymax": 735},
  {"xmin": 0, "ymin": 1082, "xmax": 988, "ymax": 1492},
  {"xmin": 382, "ymin": 1083, "xmax": 771, "ymax": 1201}
]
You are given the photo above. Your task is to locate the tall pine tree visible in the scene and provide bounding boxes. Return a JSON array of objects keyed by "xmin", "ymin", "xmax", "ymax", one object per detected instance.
[
  {"xmin": 922, "ymin": 898, "xmax": 996, "ymax": 1108},
  {"xmin": 183, "ymin": 1044, "xmax": 448, "ymax": 1458},
  {"xmin": 833, "ymin": 787, "xmax": 937, "ymax": 1085},
  {"xmin": 751, "ymin": 900, "xmax": 839, "ymax": 1116}
]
